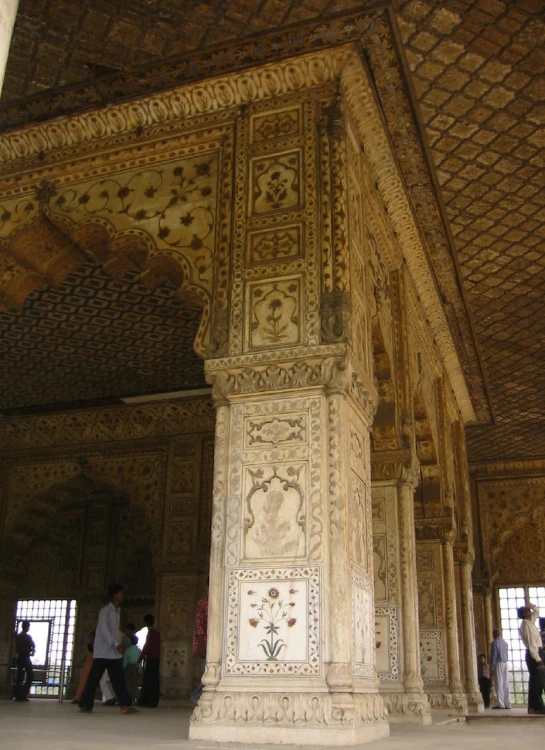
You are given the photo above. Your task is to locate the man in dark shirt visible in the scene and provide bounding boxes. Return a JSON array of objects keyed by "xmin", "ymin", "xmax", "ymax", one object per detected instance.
[
  {"xmin": 14, "ymin": 620, "xmax": 35, "ymax": 702},
  {"xmin": 137, "ymin": 613, "xmax": 161, "ymax": 707}
]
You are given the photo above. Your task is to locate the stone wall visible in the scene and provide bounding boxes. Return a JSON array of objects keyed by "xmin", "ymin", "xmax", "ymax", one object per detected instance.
[{"xmin": 0, "ymin": 396, "xmax": 215, "ymax": 700}]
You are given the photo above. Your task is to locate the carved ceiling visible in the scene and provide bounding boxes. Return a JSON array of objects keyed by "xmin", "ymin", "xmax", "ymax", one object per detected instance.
[
  {"xmin": 0, "ymin": 262, "xmax": 206, "ymax": 414},
  {"xmin": 1, "ymin": 0, "xmax": 545, "ymax": 461}
]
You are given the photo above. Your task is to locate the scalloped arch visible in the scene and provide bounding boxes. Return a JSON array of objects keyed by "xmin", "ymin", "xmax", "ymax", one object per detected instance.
[{"xmin": 0, "ymin": 211, "xmax": 211, "ymax": 356}]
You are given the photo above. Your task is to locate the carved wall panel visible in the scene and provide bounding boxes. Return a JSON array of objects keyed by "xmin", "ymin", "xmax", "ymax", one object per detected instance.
[
  {"xmin": 476, "ymin": 477, "xmax": 545, "ymax": 585},
  {"xmin": 229, "ymin": 93, "xmax": 324, "ymax": 357},
  {"xmin": 352, "ymin": 569, "xmax": 374, "ymax": 679},
  {"xmin": 416, "ymin": 542, "xmax": 446, "ymax": 685},
  {"xmin": 0, "ymin": 397, "xmax": 215, "ymax": 697},
  {"xmin": 372, "ymin": 485, "xmax": 401, "ymax": 685},
  {"xmin": 227, "ymin": 395, "xmax": 323, "ymax": 568}
]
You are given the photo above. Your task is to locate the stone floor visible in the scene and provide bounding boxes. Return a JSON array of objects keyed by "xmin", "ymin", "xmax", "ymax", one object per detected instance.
[{"xmin": 2, "ymin": 701, "xmax": 545, "ymax": 750}]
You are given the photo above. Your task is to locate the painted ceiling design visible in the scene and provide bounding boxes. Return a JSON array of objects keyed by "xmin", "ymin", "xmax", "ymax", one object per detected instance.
[
  {"xmin": 1, "ymin": 0, "xmax": 545, "ymax": 461},
  {"xmin": 0, "ymin": 262, "xmax": 206, "ymax": 413}
]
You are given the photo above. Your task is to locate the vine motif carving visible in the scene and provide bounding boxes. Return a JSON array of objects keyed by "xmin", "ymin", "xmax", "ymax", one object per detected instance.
[{"xmin": 191, "ymin": 690, "xmax": 387, "ymax": 726}]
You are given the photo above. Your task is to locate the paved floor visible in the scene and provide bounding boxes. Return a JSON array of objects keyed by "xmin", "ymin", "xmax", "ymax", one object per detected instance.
[{"xmin": 1, "ymin": 701, "xmax": 545, "ymax": 750}]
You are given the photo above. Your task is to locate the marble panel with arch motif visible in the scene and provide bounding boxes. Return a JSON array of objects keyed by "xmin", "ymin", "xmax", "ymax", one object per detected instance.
[{"xmin": 245, "ymin": 276, "xmax": 303, "ymax": 350}]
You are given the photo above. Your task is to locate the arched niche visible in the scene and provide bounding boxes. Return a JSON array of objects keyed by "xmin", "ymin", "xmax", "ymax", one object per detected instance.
[{"xmin": 4, "ymin": 468, "xmax": 157, "ymax": 599}]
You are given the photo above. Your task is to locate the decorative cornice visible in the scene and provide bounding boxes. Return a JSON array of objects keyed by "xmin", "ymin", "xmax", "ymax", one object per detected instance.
[
  {"xmin": 0, "ymin": 10, "xmax": 386, "ymax": 135},
  {"xmin": 0, "ymin": 46, "xmax": 351, "ymax": 168},
  {"xmin": 340, "ymin": 52, "xmax": 480, "ymax": 425},
  {"xmin": 0, "ymin": 397, "xmax": 215, "ymax": 451},
  {"xmin": 470, "ymin": 458, "xmax": 545, "ymax": 477}
]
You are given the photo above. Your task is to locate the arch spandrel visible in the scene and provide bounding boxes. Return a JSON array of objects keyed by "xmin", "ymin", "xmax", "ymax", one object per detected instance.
[{"xmin": 0, "ymin": 143, "xmax": 231, "ymax": 356}]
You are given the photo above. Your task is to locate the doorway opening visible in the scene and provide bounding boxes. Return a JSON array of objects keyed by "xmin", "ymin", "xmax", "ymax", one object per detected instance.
[
  {"xmin": 497, "ymin": 585, "xmax": 545, "ymax": 706},
  {"xmin": 14, "ymin": 599, "xmax": 77, "ymax": 700}
]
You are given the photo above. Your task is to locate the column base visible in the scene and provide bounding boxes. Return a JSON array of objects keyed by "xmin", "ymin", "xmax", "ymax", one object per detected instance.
[
  {"xmin": 189, "ymin": 690, "xmax": 389, "ymax": 746},
  {"xmin": 465, "ymin": 688, "xmax": 485, "ymax": 713},
  {"xmin": 382, "ymin": 690, "xmax": 432, "ymax": 724},
  {"xmin": 426, "ymin": 689, "xmax": 468, "ymax": 713}
]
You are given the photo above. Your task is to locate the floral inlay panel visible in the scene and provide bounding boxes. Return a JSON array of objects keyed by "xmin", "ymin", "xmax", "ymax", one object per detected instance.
[
  {"xmin": 225, "ymin": 566, "xmax": 321, "ymax": 676},
  {"xmin": 250, "ymin": 107, "xmax": 303, "ymax": 143},
  {"xmin": 247, "ymin": 225, "xmax": 302, "ymax": 266},
  {"xmin": 352, "ymin": 569, "xmax": 374, "ymax": 679},
  {"xmin": 420, "ymin": 631, "xmax": 445, "ymax": 684},
  {"xmin": 246, "ymin": 276, "xmax": 303, "ymax": 350},
  {"xmin": 250, "ymin": 152, "xmax": 301, "ymax": 215},
  {"xmin": 375, "ymin": 606, "xmax": 399, "ymax": 681}
]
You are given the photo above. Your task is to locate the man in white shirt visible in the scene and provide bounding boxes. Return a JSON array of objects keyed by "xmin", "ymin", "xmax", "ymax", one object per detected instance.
[
  {"xmin": 78, "ymin": 584, "xmax": 138, "ymax": 715},
  {"xmin": 489, "ymin": 628, "xmax": 511, "ymax": 709},
  {"xmin": 518, "ymin": 602, "xmax": 545, "ymax": 715}
]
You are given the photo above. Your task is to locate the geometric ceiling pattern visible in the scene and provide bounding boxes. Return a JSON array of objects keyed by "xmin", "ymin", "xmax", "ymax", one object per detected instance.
[
  {"xmin": 0, "ymin": 263, "xmax": 206, "ymax": 414},
  {"xmin": 2, "ymin": 0, "xmax": 545, "ymax": 461}
]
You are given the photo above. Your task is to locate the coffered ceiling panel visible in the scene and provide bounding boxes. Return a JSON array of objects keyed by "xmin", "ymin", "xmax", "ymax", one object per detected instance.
[
  {"xmin": 0, "ymin": 263, "xmax": 206, "ymax": 413},
  {"xmin": 2, "ymin": 0, "xmax": 545, "ymax": 461}
]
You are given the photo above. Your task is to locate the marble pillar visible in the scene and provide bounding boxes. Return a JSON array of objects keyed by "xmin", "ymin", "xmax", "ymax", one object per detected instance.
[
  {"xmin": 442, "ymin": 537, "xmax": 468, "ymax": 712},
  {"xmin": 397, "ymin": 473, "xmax": 431, "ymax": 721},
  {"xmin": 0, "ymin": 0, "xmax": 18, "ymax": 97},
  {"xmin": 457, "ymin": 552, "xmax": 483, "ymax": 712},
  {"xmin": 189, "ymin": 354, "xmax": 389, "ymax": 745}
]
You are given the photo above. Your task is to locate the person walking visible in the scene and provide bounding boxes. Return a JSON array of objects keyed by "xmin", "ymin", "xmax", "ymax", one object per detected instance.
[
  {"xmin": 72, "ymin": 631, "xmax": 95, "ymax": 704},
  {"xmin": 518, "ymin": 602, "xmax": 545, "ymax": 715},
  {"xmin": 78, "ymin": 584, "xmax": 138, "ymax": 715},
  {"xmin": 489, "ymin": 628, "xmax": 511, "ymax": 709},
  {"xmin": 14, "ymin": 621, "xmax": 35, "ymax": 702},
  {"xmin": 137, "ymin": 614, "xmax": 161, "ymax": 708}
]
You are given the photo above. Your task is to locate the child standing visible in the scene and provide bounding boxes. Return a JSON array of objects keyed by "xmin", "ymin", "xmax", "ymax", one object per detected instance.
[
  {"xmin": 122, "ymin": 635, "xmax": 141, "ymax": 705},
  {"xmin": 477, "ymin": 652, "xmax": 491, "ymax": 708}
]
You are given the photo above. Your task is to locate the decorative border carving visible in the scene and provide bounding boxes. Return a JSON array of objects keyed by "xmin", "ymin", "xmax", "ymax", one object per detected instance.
[
  {"xmin": 0, "ymin": 397, "xmax": 215, "ymax": 451},
  {"xmin": 225, "ymin": 565, "xmax": 321, "ymax": 676},
  {"xmin": 0, "ymin": 48, "xmax": 352, "ymax": 167},
  {"xmin": 375, "ymin": 606, "xmax": 399, "ymax": 682}
]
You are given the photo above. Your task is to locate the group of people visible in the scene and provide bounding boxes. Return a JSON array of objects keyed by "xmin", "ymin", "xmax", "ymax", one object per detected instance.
[
  {"xmin": 477, "ymin": 602, "xmax": 545, "ymax": 714},
  {"xmin": 76, "ymin": 584, "xmax": 161, "ymax": 714}
]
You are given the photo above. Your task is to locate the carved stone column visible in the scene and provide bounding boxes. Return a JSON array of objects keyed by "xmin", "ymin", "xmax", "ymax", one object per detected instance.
[
  {"xmin": 442, "ymin": 536, "xmax": 468, "ymax": 712},
  {"xmin": 189, "ymin": 354, "xmax": 388, "ymax": 745},
  {"xmin": 0, "ymin": 0, "xmax": 18, "ymax": 97},
  {"xmin": 0, "ymin": 582, "xmax": 16, "ymax": 698},
  {"xmin": 456, "ymin": 547, "xmax": 483, "ymax": 712},
  {"xmin": 397, "ymin": 468, "xmax": 431, "ymax": 722}
]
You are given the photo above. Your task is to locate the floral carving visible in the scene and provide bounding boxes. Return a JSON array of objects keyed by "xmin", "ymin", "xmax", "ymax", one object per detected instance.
[
  {"xmin": 247, "ymin": 587, "xmax": 297, "ymax": 661},
  {"xmin": 248, "ymin": 279, "xmax": 301, "ymax": 349},
  {"xmin": 252, "ymin": 153, "xmax": 300, "ymax": 214},
  {"xmin": 252, "ymin": 109, "xmax": 301, "ymax": 141}
]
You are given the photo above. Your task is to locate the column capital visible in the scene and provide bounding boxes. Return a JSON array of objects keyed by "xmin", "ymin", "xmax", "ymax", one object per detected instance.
[
  {"xmin": 205, "ymin": 347, "xmax": 378, "ymax": 418},
  {"xmin": 370, "ymin": 449, "xmax": 417, "ymax": 484},
  {"xmin": 414, "ymin": 516, "xmax": 455, "ymax": 543}
]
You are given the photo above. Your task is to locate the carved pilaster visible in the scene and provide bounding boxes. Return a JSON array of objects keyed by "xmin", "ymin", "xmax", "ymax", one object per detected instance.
[
  {"xmin": 442, "ymin": 536, "xmax": 468, "ymax": 712},
  {"xmin": 455, "ymin": 547, "xmax": 483, "ymax": 712},
  {"xmin": 393, "ymin": 464, "xmax": 430, "ymax": 722}
]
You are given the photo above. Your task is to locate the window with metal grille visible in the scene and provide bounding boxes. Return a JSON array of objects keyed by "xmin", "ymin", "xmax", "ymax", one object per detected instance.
[
  {"xmin": 498, "ymin": 586, "xmax": 545, "ymax": 706},
  {"xmin": 14, "ymin": 600, "xmax": 77, "ymax": 700}
]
